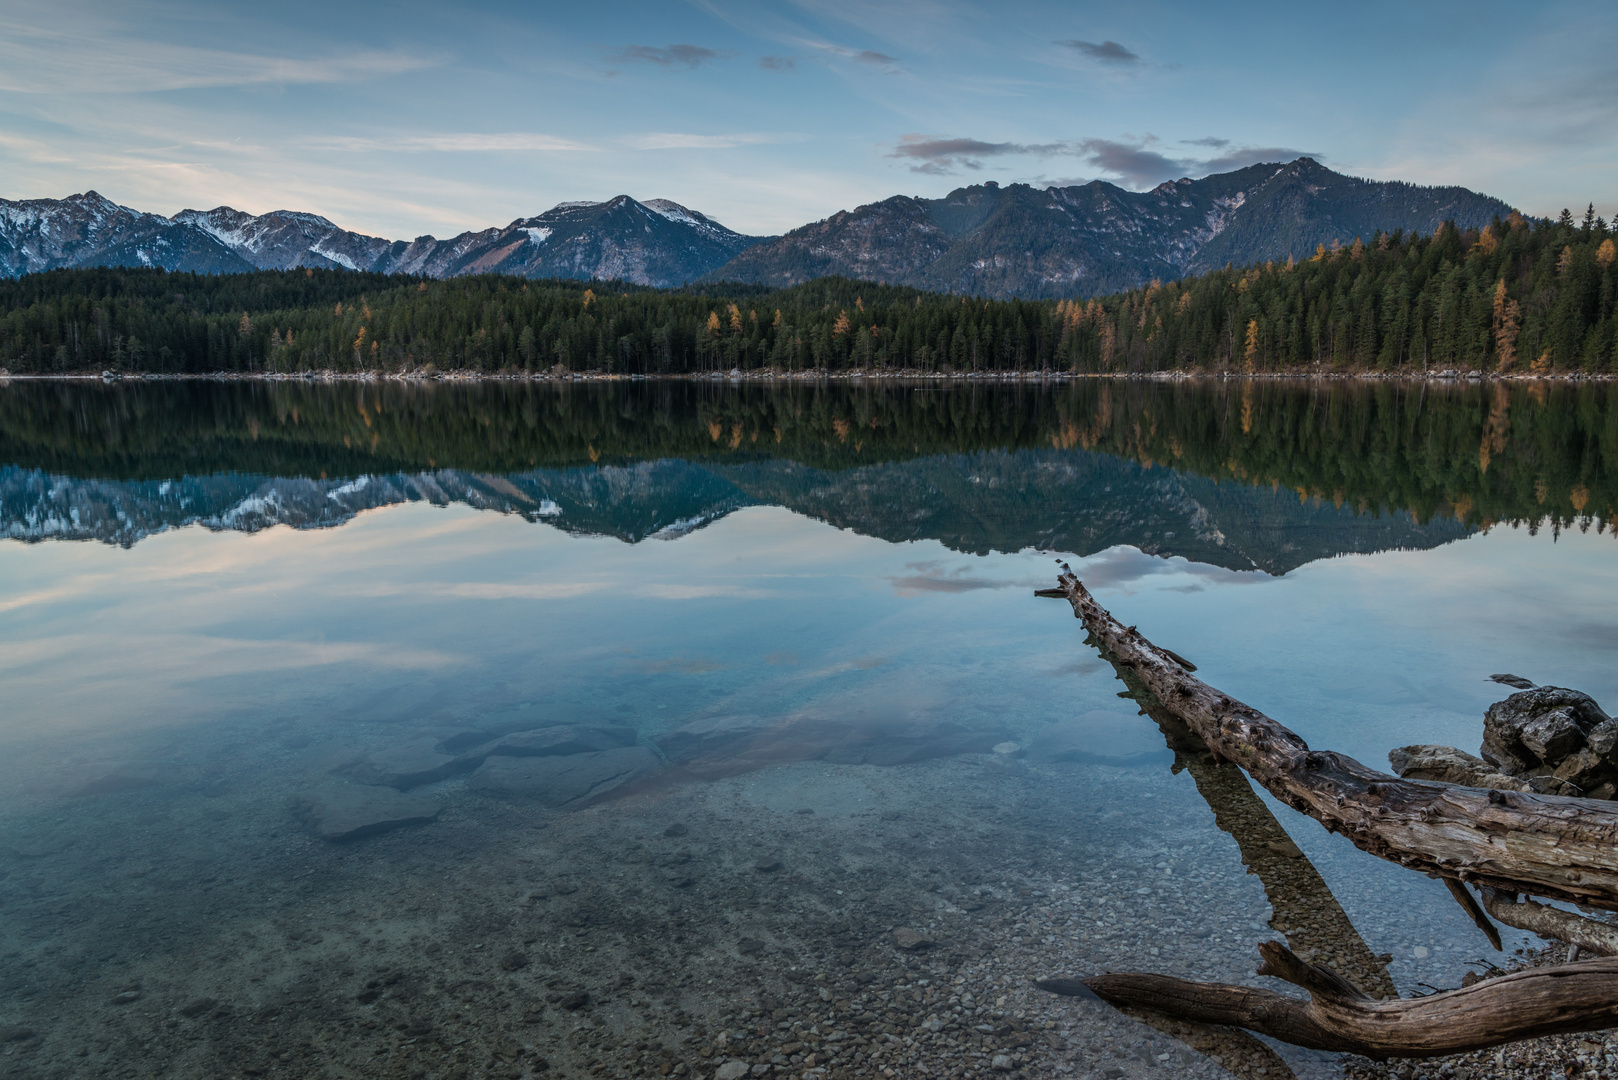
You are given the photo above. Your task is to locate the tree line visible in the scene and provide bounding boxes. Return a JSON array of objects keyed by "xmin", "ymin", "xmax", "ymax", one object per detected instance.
[
  {"xmin": 0, "ymin": 207, "xmax": 1613, "ymax": 374},
  {"xmin": 3, "ymin": 379, "xmax": 1614, "ymax": 533}
]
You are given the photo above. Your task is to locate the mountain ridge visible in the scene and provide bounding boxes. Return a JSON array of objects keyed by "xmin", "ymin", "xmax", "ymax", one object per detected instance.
[
  {"xmin": 709, "ymin": 158, "xmax": 1516, "ymax": 298},
  {"xmin": 1, "ymin": 158, "xmax": 1516, "ymax": 298}
]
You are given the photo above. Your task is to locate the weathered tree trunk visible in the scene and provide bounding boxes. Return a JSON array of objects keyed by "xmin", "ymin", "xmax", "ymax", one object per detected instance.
[
  {"xmin": 1055, "ymin": 569, "xmax": 1618, "ymax": 912},
  {"xmin": 1040, "ymin": 940, "xmax": 1618, "ymax": 1059},
  {"xmin": 1479, "ymin": 888, "xmax": 1618, "ymax": 957}
]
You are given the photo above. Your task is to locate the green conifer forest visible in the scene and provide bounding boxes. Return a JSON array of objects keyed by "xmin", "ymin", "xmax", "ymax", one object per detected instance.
[{"xmin": 1, "ymin": 211, "xmax": 1613, "ymax": 375}]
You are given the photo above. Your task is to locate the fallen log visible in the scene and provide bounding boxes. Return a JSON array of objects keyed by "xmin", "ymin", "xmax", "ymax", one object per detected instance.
[
  {"xmin": 1479, "ymin": 888, "xmax": 1618, "ymax": 957},
  {"xmin": 1055, "ymin": 568, "xmax": 1618, "ymax": 912},
  {"xmin": 1040, "ymin": 940, "xmax": 1618, "ymax": 1059}
]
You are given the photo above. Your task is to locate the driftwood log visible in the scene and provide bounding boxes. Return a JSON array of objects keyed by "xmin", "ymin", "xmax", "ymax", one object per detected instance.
[
  {"xmin": 1040, "ymin": 569, "xmax": 1618, "ymax": 1058},
  {"xmin": 1055, "ymin": 569, "xmax": 1618, "ymax": 912},
  {"xmin": 1040, "ymin": 941, "xmax": 1618, "ymax": 1058},
  {"xmin": 1096, "ymin": 634, "xmax": 1398, "ymax": 999},
  {"xmin": 1480, "ymin": 889, "xmax": 1618, "ymax": 957}
]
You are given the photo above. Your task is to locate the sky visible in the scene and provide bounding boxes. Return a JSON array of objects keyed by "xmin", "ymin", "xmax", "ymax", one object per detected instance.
[{"xmin": 1, "ymin": 0, "xmax": 1614, "ymax": 239}]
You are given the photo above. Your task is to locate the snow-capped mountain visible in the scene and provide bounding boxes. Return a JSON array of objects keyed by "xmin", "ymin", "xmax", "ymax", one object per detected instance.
[
  {"xmin": 0, "ymin": 193, "xmax": 764, "ymax": 287},
  {"xmin": 711, "ymin": 158, "xmax": 1516, "ymax": 298},
  {"xmin": 1, "ymin": 158, "xmax": 1516, "ymax": 297}
]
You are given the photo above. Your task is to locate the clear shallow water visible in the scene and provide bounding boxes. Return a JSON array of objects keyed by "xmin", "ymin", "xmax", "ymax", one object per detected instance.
[{"xmin": 1, "ymin": 379, "xmax": 1616, "ymax": 1080}]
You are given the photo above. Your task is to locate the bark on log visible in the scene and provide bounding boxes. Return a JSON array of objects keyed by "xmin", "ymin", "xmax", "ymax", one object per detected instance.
[
  {"xmin": 1479, "ymin": 888, "xmax": 1618, "ymax": 957},
  {"xmin": 1040, "ymin": 940, "xmax": 1618, "ymax": 1059},
  {"xmin": 1057, "ymin": 569, "xmax": 1618, "ymax": 912}
]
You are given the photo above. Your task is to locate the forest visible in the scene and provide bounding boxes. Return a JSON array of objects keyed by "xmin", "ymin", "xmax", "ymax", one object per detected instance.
[
  {"xmin": 3, "ymin": 378, "xmax": 1614, "ymax": 534},
  {"xmin": 0, "ymin": 208, "xmax": 1613, "ymax": 375}
]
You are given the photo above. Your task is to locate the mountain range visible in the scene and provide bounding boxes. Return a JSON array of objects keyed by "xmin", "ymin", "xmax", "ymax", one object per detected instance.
[{"xmin": 1, "ymin": 158, "xmax": 1514, "ymax": 298}]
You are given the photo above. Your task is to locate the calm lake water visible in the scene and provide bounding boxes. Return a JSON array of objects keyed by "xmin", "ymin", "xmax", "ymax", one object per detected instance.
[{"xmin": 1, "ymin": 378, "xmax": 1615, "ymax": 1080}]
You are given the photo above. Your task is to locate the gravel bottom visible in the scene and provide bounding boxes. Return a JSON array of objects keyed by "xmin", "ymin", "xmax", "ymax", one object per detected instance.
[{"xmin": 1, "ymin": 739, "xmax": 1610, "ymax": 1080}]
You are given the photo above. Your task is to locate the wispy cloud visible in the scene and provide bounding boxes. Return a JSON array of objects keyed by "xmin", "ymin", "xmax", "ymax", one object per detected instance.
[
  {"xmin": 313, "ymin": 133, "xmax": 595, "ymax": 153},
  {"xmin": 629, "ymin": 132, "xmax": 799, "ymax": 150},
  {"xmin": 0, "ymin": 16, "xmax": 439, "ymax": 93},
  {"xmin": 611, "ymin": 44, "xmax": 730, "ymax": 68},
  {"xmin": 818, "ymin": 44, "xmax": 902, "ymax": 69},
  {"xmin": 759, "ymin": 55, "xmax": 796, "ymax": 70},
  {"xmin": 1059, "ymin": 39, "xmax": 1140, "ymax": 64}
]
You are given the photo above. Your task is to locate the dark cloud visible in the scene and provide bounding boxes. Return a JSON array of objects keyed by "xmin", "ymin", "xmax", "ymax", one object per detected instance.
[
  {"xmin": 613, "ymin": 44, "xmax": 727, "ymax": 68},
  {"xmin": 759, "ymin": 55, "xmax": 795, "ymax": 71},
  {"xmin": 1074, "ymin": 138, "xmax": 1183, "ymax": 187},
  {"xmin": 891, "ymin": 134, "xmax": 1077, "ymax": 174},
  {"xmin": 853, "ymin": 49, "xmax": 901, "ymax": 66},
  {"xmin": 891, "ymin": 131, "xmax": 1316, "ymax": 185},
  {"xmin": 1199, "ymin": 145, "xmax": 1315, "ymax": 173},
  {"xmin": 1060, "ymin": 39, "xmax": 1140, "ymax": 64}
]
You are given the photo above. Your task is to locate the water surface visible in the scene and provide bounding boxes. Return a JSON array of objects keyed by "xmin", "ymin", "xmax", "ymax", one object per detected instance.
[{"xmin": 2, "ymin": 378, "xmax": 1615, "ymax": 1080}]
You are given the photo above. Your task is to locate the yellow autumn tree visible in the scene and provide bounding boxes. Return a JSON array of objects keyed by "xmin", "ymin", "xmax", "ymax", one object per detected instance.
[
  {"xmin": 1244, "ymin": 318, "xmax": 1260, "ymax": 373},
  {"xmin": 1473, "ymin": 226, "xmax": 1499, "ymax": 256},
  {"xmin": 832, "ymin": 311, "xmax": 851, "ymax": 336},
  {"xmin": 705, "ymin": 311, "xmax": 722, "ymax": 335},
  {"xmin": 1491, "ymin": 280, "xmax": 1521, "ymax": 371},
  {"xmin": 582, "ymin": 289, "xmax": 595, "ymax": 309},
  {"xmin": 1598, "ymin": 239, "xmax": 1617, "ymax": 269}
]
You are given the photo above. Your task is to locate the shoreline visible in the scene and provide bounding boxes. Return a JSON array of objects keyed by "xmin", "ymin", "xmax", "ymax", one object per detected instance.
[{"xmin": 1, "ymin": 367, "xmax": 1614, "ymax": 385}]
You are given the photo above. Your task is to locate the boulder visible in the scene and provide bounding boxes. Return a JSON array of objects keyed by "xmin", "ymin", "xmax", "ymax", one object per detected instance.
[
  {"xmin": 468, "ymin": 746, "xmax": 663, "ymax": 808},
  {"xmin": 1480, "ymin": 687, "xmax": 1615, "ymax": 795},
  {"xmin": 291, "ymin": 786, "xmax": 441, "ymax": 841},
  {"xmin": 1388, "ymin": 745, "xmax": 1534, "ymax": 791}
]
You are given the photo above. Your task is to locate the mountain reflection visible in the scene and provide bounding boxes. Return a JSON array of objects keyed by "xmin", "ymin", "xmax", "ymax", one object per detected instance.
[{"xmin": 2, "ymin": 377, "xmax": 1611, "ymax": 572}]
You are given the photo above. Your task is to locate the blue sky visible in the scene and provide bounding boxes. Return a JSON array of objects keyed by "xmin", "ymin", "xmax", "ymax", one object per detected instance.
[{"xmin": 2, "ymin": 0, "xmax": 1613, "ymax": 239}]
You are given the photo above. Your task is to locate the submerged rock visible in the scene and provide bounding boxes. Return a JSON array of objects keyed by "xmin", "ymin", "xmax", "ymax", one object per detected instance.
[
  {"xmin": 1025, "ymin": 712, "xmax": 1174, "ymax": 768},
  {"xmin": 344, "ymin": 737, "xmax": 472, "ymax": 790},
  {"xmin": 655, "ymin": 712, "xmax": 1012, "ymax": 775},
  {"xmin": 482, "ymin": 724, "xmax": 638, "ymax": 759},
  {"xmin": 892, "ymin": 927, "xmax": 934, "ymax": 951},
  {"xmin": 468, "ymin": 746, "xmax": 663, "ymax": 808},
  {"xmin": 291, "ymin": 786, "xmax": 442, "ymax": 840}
]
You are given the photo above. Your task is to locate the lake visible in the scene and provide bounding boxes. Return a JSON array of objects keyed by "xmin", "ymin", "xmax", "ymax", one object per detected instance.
[{"xmin": 1, "ymin": 377, "xmax": 1615, "ymax": 1080}]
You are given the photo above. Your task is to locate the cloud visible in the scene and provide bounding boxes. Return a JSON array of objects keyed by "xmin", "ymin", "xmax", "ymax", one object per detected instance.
[
  {"xmin": 313, "ymin": 133, "xmax": 594, "ymax": 153},
  {"xmin": 0, "ymin": 32, "xmax": 438, "ymax": 94},
  {"xmin": 1074, "ymin": 138, "xmax": 1184, "ymax": 187},
  {"xmin": 759, "ymin": 55, "xmax": 795, "ymax": 70},
  {"xmin": 1060, "ymin": 39, "xmax": 1140, "ymax": 64},
  {"xmin": 894, "ymin": 131, "xmax": 1315, "ymax": 185},
  {"xmin": 1072, "ymin": 136, "xmax": 1318, "ymax": 187},
  {"xmin": 818, "ymin": 44, "xmax": 902, "ymax": 69},
  {"xmin": 612, "ymin": 44, "xmax": 728, "ymax": 68},
  {"xmin": 1200, "ymin": 145, "xmax": 1315, "ymax": 173},
  {"xmin": 630, "ymin": 132, "xmax": 798, "ymax": 150},
  {"xmin": 891, "ymin": 133, "xmax": 1073, "ymax": 174}
]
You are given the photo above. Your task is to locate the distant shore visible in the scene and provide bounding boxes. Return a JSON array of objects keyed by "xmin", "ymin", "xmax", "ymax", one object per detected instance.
[{"xmin": 2, "ymin": 367, "xmax": 1614, "ymax": 384}]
